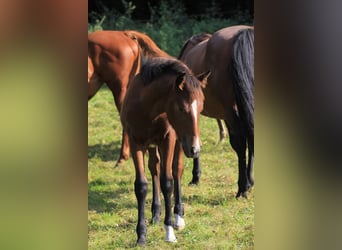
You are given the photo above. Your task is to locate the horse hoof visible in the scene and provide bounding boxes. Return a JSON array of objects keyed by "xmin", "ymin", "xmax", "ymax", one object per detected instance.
[
  {"xmin": 188, "ymin": 179, "xmax": 199, "ymax": 186},
  {"xmin": 165, "ymin": 225, "xmax": 177, "ymax": 242},
  {"xmin": 236, "ymin": 190, "xmax": 248, "ymax": 199},
  {"xmin": 174, "ymin": 214, "xmax": 185, "ymax": 230},
  {"xmin": 136, "ymin": 236, "xmax": 146, "ymax": 245},
  {"xmin": 114, "ymin": 159, "xmax": 125, "ymax": 168}
]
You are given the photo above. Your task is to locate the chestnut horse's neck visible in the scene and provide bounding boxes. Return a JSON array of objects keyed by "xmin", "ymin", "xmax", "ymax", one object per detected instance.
[{"xmin": 124, "ymin": 30, "xmax": 171, "ymax": 59}]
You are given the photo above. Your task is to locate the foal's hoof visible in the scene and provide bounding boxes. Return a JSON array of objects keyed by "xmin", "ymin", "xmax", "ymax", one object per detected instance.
[
  {"xmin": 165, "ymin": 225, "xmax": 177, "ymax": 243},
  {"xmin": 136, "ymin": 236, "xmax": 146, "ymax": 245},
  {"xmin": 151, "ymin": 215, "xmax": 160, "ymax": 224},
  {"xmin": 174, "ymin": 214, "xmax": 185, "ymax": 230}
]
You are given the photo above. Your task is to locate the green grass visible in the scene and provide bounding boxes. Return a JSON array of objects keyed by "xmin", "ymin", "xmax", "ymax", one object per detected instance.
[{"xmin": 88, "ymin": 86, "xmax": 254, "ymax": 249}]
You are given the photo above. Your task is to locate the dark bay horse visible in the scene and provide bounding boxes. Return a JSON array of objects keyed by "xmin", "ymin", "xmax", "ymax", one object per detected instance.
[
  {"xmin": 88, "ymin": 30, "xmax": 171, "ymax": 166},
  {"xmin": 178, "ymin": 26, "xmax": 254, "ymax": 198},
  {"xmin": 120, "ymin": 56, "xmax": 209, "ymax": 244}
]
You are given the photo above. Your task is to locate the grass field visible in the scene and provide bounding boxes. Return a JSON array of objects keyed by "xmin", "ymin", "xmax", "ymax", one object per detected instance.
[{"xmin": 88, "ymin": 86, "xmax": 254, "ymax": 249}]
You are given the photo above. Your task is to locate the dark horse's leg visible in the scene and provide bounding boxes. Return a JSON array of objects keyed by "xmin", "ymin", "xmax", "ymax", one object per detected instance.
[
  {"xmin": 172, "ymin": 141, "xmax": 185, "ymax": 230},
  {"xmin": 247, "ymin": 142, "xmax": 254, "ymax": 189},
  {"xmin": 189, "ymin": 157, "xmax": 201, "ymax": 185},
  {"xmin": 131, "ymin": 144, "xmax": 148, "ymax": 245},
  {"xmin": 147, "ymin": 146, "xmax": 162, "ymax": 224},
  {"xmin": 225, "ymin": 112, "xmax": 249, "ymax": 198}
]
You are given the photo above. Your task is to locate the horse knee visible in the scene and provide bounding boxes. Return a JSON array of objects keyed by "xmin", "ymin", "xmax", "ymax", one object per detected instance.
[{"xmin": 134, "ymin": 180, "xmax": 148, "ymax": 199}]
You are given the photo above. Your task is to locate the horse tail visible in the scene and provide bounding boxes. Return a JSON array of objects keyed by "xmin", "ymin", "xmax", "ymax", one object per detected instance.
[{"xmin": 231, "ymin": 28, "xmax": 254, "ymax": 153}]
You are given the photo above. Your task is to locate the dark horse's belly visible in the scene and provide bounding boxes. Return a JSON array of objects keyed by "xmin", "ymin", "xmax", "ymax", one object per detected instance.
[{"xmin": 201, "ymin": 86, "xmax": 226, "ymax": 119}]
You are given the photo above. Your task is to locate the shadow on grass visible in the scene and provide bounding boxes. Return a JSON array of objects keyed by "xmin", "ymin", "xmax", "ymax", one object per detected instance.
[
  {"xmin": 183, "ymin": 193, "xmax": 236, "ymax": 207},
  {"xmin": 88, "ymin": 141, "xmax": 121, "ymax": 162},
  {"xmin": 88, "ymin": 179, "xmax": 136, "ymax": 213}
]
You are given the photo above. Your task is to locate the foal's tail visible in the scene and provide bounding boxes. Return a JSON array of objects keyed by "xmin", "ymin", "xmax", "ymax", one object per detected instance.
[{"xmin": 231, "ymin": 28, "xmax": 254, "ymax": 153}]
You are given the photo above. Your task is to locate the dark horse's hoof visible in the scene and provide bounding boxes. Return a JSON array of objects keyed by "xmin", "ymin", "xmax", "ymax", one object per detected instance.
[{"xmin": 236, "ymin": 191, "xmax": 248, "ymax": 199}]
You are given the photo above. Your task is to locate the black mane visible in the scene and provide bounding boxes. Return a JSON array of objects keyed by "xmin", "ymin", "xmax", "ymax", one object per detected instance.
[{"xmin": 139, "ymin": 57, "xmax": 201, "ymax": 90}]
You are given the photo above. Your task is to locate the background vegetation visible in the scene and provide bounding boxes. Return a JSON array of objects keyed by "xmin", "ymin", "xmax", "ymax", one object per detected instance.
[
  {"xmin": 88, "ymin": 1, "xmax": 254, "ymax": 248},
  {"xmin": 88, "ymin": 0, "xmax": 253, "ymax": 56}
]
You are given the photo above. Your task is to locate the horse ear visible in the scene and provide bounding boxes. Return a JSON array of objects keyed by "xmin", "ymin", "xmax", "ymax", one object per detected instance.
[
  {"xmin": 175, "ymin": 73, "xmax": 186, "ymax": 91},
  {"xmin": 196, "ymin": 70, "xmax": 211, "ymax": 88}
]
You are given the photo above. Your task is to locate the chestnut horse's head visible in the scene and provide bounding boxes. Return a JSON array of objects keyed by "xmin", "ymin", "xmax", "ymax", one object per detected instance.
[{"xmin": 166, "ymin": 65, "xmax": 210, "ymax": 158}]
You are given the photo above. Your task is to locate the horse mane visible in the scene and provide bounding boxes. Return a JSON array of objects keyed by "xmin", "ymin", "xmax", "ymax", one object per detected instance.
[
  {"xmin": 178, "ymin": 33, "xmax": 212, "ymax": 59},
  {"xmin": 139, "ymin": 57, "xmax": 201, "ymax": 91},
  {"xmin": 124, "ymin": 30, "xmax": 171, "ymax": 58}
]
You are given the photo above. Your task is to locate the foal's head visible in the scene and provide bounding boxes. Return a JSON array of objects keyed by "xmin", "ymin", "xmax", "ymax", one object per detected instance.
[
  {"xmin": 166, "ymin": 63, "xmax": 210, "ymax": 158},
  {"xmin": 140, "ymin": 58, "xmax": 210, "ymax": 158}
]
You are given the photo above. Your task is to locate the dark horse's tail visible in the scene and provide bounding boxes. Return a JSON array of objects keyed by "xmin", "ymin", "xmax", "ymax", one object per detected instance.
[{"xmin": 231, "ymin": 28, "xmax": 254, "ymax": 153}]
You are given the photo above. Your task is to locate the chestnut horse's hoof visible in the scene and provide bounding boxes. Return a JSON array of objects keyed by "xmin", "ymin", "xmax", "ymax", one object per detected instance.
[{"xmin": 114, "ymin": 158, "xmax": 127, "ymax": 168}]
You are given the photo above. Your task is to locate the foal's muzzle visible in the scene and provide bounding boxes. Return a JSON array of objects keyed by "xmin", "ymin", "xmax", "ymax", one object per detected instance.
[{"xmin": 181, "ymin": 139, "xmax": 200, "ymax": 158}]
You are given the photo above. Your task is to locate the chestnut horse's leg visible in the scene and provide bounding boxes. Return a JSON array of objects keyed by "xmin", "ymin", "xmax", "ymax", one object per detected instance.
[
  {"xmin": 108, "ymin": 80, "xmax": 131, "ymax": 167},
  {"xmin": 159, "ymin": 132, "xmax": 177, "ymax": 242},
  {"xmin": 225, "ymin": 110, "xmax": 249, "ymax": 198},
  {"xmin": 147, "ymin": 146, "xmax": 162, "ymax": 224},
  {"xmin": 88, "ymin": 57, "xmax": 103, "ymax": 100},
  {"xmin": 189, "ymin": 157, "xmax": 201, "ymax": 185},
  {"xmin": 130, "ymin": 143, "xmax": 148, "ymax": 245},
  {"xmin": 172, "ymin": 140, "xmax": 185, "ymax": 230}
]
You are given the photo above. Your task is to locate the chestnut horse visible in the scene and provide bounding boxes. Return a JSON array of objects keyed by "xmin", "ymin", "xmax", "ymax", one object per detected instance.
[
  {"xmin": 178, "ymin": 26, "xmax": 254, "ymax": 198},
  {"xmin": 121, "ymin": 56, "xmax": 209, "ymax": 244},
  {"xmin": 88, "ymin": 30, "xmax": 170, "ymax": 166}
]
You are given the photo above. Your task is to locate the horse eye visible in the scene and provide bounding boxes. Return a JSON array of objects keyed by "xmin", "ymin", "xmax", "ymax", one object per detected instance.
[{"xmin": 179, "ymin": 107, "xmax": 186, "ymax": 113}]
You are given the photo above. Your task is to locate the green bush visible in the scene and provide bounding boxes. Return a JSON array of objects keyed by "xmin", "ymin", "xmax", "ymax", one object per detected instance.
[{"xmin": 88, "ymin": 0, "xmax": 253, "ymax": 57}]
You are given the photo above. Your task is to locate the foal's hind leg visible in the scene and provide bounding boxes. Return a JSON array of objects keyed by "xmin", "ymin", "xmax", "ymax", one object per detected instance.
[
  {"xmin": 130, "ymin": 145, "xmax": 148, "ymax": 245},
  {"xmin": 147, "ymin": 146, "xmax": 162, "ymax": 224}
]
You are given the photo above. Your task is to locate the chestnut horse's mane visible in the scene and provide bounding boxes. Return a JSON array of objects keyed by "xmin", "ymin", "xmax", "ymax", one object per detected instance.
[{"xmin": 124, "ymin": 30, "xmax": 171, "ymax": 58}]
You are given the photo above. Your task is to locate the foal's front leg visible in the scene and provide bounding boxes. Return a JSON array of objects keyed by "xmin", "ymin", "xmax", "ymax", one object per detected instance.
[
  {"xmin": 131, "ymin": 144, "xmax": 148, "ymax": 245},
  {"xmin": 159, "ymin": 134, "xmax": 177, "ymax": 242},
  {"xmin": 172, "ymin": 141, "xmax": 185, "ymax": 230}
]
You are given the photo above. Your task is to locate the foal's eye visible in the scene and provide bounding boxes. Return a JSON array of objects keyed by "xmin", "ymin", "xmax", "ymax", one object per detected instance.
[{"xmin": 179, "ymin": 107, "xmax": 186, "ymax": 113}]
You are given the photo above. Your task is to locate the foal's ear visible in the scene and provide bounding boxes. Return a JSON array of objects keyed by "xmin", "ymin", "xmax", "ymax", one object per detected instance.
[
  {"xmin": 196, "ymin": 70, "xmax": 211, "ymax": 88},
  {"xmin": 175, "ymin": 72, "xmax": 186, "ymax": 91}
]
